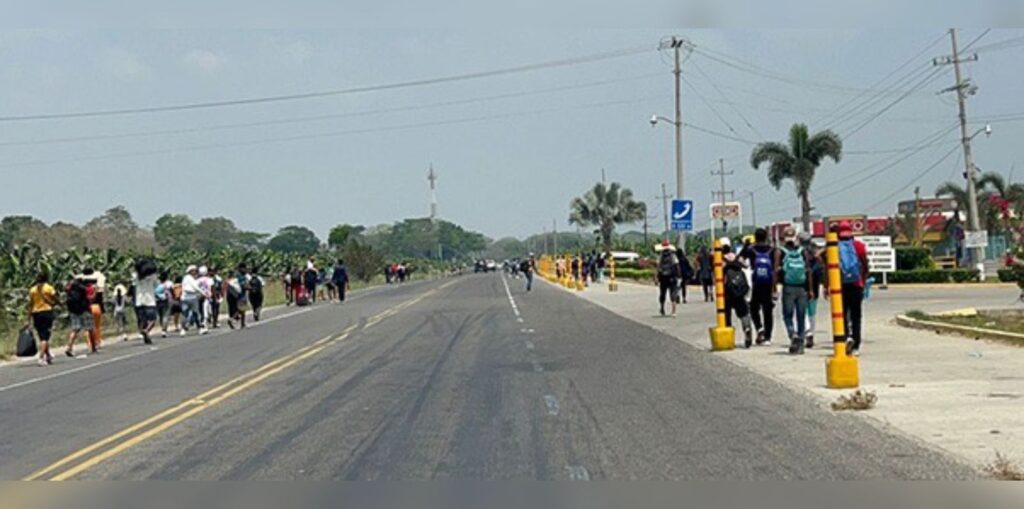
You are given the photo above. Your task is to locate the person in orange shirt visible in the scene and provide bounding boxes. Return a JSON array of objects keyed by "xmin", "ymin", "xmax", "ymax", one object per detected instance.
[{"xmin": 26, "ymin": 272, "xmax": 59, "ymax": 366}]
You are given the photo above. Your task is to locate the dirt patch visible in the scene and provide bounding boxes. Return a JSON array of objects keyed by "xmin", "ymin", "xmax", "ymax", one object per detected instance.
[
  {"xmin": 831, "ymin": 390, "xmax": 878, "ymax": 411},
  {"xmin": 985, "ymin": 453, "xmax": 1024, "ymax": 481}
]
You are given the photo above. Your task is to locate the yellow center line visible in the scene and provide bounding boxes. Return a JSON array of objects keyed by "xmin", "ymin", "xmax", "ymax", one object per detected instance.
[{"xmin": 26, "ymin": 285, "xmax": 437, "ymax": 481}]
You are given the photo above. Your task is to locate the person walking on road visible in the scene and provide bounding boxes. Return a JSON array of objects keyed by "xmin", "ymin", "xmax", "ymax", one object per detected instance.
[
  {"xmin": 209, "ymin": 267, "xmax": 223, "ymax": 329},
  {"xmin": 304, "ymin": 259, "xmax": 318, "ymax": 304},
  {"xmin": 777, "ymin": 228, "xmax": 813, "ymax": 355},
  {"xmin": 744, "ymin": 228, "xmax": 778, "ymax": 346},
  {"xmin": 655, "ymin": 240, "xmax": 681, "ymax": 316},
  {"xmin": 181, "ymin": 265, "xmax": 207, "ymax": 336},
  {"xmin": 836, "ymin": 221, "xmax": 870, "ymax": 356},
  {"xmin": 521, "ymin": 253, "xmax": 536, "ymax": 292},
  {"xmin": 332, "ymin": 259, "xmax": 350, "ymax": 303},
  {"xmin": 249, "ymin": 270, "xmax": 265, "ymax": 321},
  {"xmin": 227, "ymin": 263, "xmax": 251, "ymax": 329},
  {"xmin": 721, "ymin": 238, "xmax": 754, "ymax": 347},
  {"xmin": 803, "ymin": 233, "xmax": 824, "ymax": 348},
  {"xmin": 133, "ymin": 261, "xmax": 159, "ymax": 345},
  {"xmin": 112, "ymin": 283, "xmax": 129, "ymax": 342},
  {"xmin": 697, "ymin": 246, "xmax": 714, "ymax": 302},
  {"xmin": 27, "ymin": 272, "xmax": 59, "ymax": 366},
  {"xmin": 63, "ymin": 276, "xmax": 93, "ymax": 358},
  {"xmin": 282, "ymin": 267, "xmax": 294, "ymax": 306},
  {"xmin": 155, "ymin": 271, "xmax": 171, "ymax": 337},
  {"xmin": 678, "ymin": 248, "xmax": 694, "ymax": 304}
]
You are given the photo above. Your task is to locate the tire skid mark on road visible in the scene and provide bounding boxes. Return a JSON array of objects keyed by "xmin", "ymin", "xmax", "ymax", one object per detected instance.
[
  {"xmin": 22, "ymin": 284, "xmax": 444, "ymax": 481},
  {"xmin": 501, "ymin": 273, "xmax": 591, "ymax": 480}
]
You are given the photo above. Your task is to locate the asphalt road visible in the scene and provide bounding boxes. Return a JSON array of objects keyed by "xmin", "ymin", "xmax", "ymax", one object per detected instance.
[{"xmin": 0, "ymin": 274, "xmax": 975, "ymax": 480}]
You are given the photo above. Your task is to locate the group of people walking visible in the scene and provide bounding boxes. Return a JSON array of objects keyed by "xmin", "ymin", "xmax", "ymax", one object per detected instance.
[
  {"xmin": 24, "ymin": 260, "xmax": 268, "ymax": 367},
  {"xmin": 554, "ymin": 251, "xmax": 606, "ymax": 286},
  {"xmin": 282, "ymin": 256, "xmax": 350, "ymax": 306},
  {"xmin": 655, "ymin": 219, "xmax": 869, "ymax": 356}
]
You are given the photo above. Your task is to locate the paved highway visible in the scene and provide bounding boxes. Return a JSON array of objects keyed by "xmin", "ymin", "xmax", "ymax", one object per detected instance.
[{"xmin": 0, "ymin": 274, "xmax": 974, "ymax": 480}]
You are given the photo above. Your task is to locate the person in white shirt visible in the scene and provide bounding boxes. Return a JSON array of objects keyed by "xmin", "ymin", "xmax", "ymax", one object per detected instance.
[
  {"xmin": 180, "ymin": 265, "xmax": 207, "ymax": 336},
  {"xmin": 133, "ymin": 269, "xmax": 159, "ymax": 344},
  {"xmin": 197, "ymin": 266, "xmax": 213, "ymax": 329}
]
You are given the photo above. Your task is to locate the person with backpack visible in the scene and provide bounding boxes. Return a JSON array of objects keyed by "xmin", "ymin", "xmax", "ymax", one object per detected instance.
[
  {"xmin": 655, "ymin": 240, "xmax": 681, "ymax": 316},
  {"xmin": 333, "ymin": 259, "xmax": 350, "ymax": 302},
  {"xmin": 181, "ymin": 265, "xmax": 207, "ymax": 336},
  {"xmin": 743, "ymin": 228, "xmax": 778, "ymax": 346},
  {"xmin": 720, "ymin": 238, "xmax": 754, "ymax": 347},
  {"xmin": 249, "ymin": 270, "xmax": 265, "ymax": 321},
  {"xmin": 227, "ymin": 263, "xmax": 251, "ymax": 329},
  {"xmin": 209, "ymin": 267, "xmax": 224, "ymax": 328},
  {"xmin": 64, "ymin": 276, "xmax": 93, "ymax": 357},
  {"xmin": 521, "ymin": 253, "xmax": 537, "ymax": 292},
  {"xmin": 303, "ymin": 262, "xmax": 318, "ymax": 303},
  {"xmin": 776, "ymin": 228, "xmax": 814, "ymax": 354},
  {"xmin": 836, "ymin": 221, "xmax": 870, "ymax": 355},
  {"xmin": 77, "ymin": 268, "xmax": 103, "ymax": 352},
  {"xmin": 170, "ymin": 276, "xmax": 183, "ymax": 334},
  {"xmin": 26, "ymin": 272, "xmax": 59, "ymax": 366}
]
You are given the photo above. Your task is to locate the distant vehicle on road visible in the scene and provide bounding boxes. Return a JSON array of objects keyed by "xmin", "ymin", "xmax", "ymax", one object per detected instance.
[
  {"xmin": 609, "ymin": 251, "xmax": 641, "ymax": 263},
  {"xmin": 485, "ymin": 260, "xmax": 497, "ymax": 272}
]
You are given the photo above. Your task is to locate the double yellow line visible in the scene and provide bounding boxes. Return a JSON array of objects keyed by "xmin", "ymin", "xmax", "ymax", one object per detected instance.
[{"xmin": 24, "ymin": 285, "xmax": 445, "ymax": 481}]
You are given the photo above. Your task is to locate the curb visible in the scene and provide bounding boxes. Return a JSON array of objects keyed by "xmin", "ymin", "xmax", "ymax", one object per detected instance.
[{"xmin": 894, "ymin": 314, "xmax": 1024, "ymax": 346}]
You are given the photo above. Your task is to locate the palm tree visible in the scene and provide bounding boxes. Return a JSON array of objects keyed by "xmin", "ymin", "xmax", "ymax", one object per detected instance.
[
  {"xmin": 569, "ymin": 182, "xmax": 646, "ymax": 253},
  {"xmin": 750, "ymin": 123, "xmax": 843, "ymax": 231}
]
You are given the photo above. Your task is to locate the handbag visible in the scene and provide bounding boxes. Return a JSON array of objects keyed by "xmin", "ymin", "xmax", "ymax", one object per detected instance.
[{"xmin": 17, "ymin": 326, "xmax": 37, "ymax": 357}]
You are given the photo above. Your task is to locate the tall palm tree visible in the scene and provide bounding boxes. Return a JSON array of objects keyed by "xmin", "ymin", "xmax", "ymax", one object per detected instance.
[
  {"xmin": 569, "ymin": 182, "xmax": 646, "ymax": 253},
  {"xmin": 750, "ymin": 123, "xmax": 843, "ymax": 231}
]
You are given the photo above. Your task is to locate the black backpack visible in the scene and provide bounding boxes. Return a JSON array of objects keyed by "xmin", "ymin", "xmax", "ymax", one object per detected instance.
[
  {"xmin": 725, "ymin": 266, "xmax": 749, "ymax": 299},
  {"xmin": 66, "ymin": 280, "xmax": 89, "ymax": 314},
  {"xmin": 658, "ymin": 251, "xmax": 678, "ymax": 277},
  {"xmin": 135, "ymin": 258, "xmax": 158, "ymax": 279},
  {"xmin": 249, "ymin": 276, "xmax": 263, "ymax": 293}
]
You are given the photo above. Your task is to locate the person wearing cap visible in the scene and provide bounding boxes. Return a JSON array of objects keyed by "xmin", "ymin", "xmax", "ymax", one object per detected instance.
[
  {"xmin": 836, "ymin": 220, "xmax": 869, "ymax": 355},
  {"xmin": 776, "ymin": 227, "xmax": 814, "ymax": 354},
  {"xmin": 742, "ymin": 227, "xmax": 779, "ymax": 346},
  {"xmin": 180, "ymin": 265, "xmax": 207, "ymax": 336},
  {"xmin": 197, "ymin": 266, "xmax": 213, "ymax": 329},
  {"xmin": 654, "ymin": 240, "xmax": 682, "ymax": 316},
  {"xmin": 720, "ymin": 237, "xmax": 754, "ymax": 346}
]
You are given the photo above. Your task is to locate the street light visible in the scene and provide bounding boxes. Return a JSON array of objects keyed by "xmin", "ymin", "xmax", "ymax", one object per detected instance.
[{"xmin": 650, "ymin": 115, "xmax": 678, "ymax": 128}]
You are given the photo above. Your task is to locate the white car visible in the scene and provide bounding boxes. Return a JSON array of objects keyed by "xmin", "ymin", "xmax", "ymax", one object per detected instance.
[{"xmin": 485, "ymin": 260, "xmax": 497, "ymax": 271}]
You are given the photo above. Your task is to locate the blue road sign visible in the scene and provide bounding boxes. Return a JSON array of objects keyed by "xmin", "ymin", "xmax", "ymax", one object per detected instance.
[{"xmin": 671, "ymin": 199, "xmax": 693, "ymax": 231}]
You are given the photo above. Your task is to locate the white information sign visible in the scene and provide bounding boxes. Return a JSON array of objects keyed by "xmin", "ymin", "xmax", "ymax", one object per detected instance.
[{"xmin": 861, "ymin": 235, "xmax": 895, "ymax": 273}]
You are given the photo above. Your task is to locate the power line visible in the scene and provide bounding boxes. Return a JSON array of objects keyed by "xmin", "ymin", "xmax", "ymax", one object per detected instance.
[
  {"xmin": 0, "ymin": 94, "xmax": 671, "ymax": 170},
  {"xmin": 839, "ymin": 66, "xmax": 951, "ymax": 139},
  {"xmin": 682, "ymin": 123, "xmax": 757, "ymax": 145},
  {"xmin": 0, "ymin": 72, "xmax": 664, "ymax": 147},
  {"xmin": 864, "ymin": 144, "xmax": 962, "ymax": 212},
  {"xmin": 0, "ymin": 45, "xmax": 654, "ymax": 122},
  {"xmin": 678, "ymin": 73, "xmax": 739, "ymax": 135},
  {"xmin": 813, "ymin": 31, "xmax": 947, "ymax": 127},
  {"xmin": 689, "ymin": 58, "xmax": 763, "ymax": 139}
]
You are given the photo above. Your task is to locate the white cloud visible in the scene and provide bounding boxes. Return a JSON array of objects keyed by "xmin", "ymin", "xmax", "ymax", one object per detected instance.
[
  {"xmin": 182, "ymin": 49, "xmax": 224, "ymax": 73},
  {"xmin": 99, "ymin": 48, "xmax": 151, "ymax": 81}
]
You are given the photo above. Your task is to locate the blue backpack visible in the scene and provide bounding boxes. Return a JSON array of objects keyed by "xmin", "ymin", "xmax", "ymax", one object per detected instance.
[
  {"xmin": 752, "ymin": 248, "xmax": 774, "ymax": 285},
  {"xmin": 839, "ymin": 240, "xmax": 861, "ymax": 284}
]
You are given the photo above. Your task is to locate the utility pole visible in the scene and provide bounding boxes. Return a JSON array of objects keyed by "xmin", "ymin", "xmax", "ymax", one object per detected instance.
[
  {"xmin": 744, "ymin": 190, "xmax": 757, "ymax": 231},
  {"xmin": 934, "ymin": 28, "xmax": 983, "ymax": 274},
  {"xmin": 601, "ymin": 168, "xmax": 606, "ymax": 184},
  {"xmin": 657, "ymin": 36, "xmax": 688, "ymax": 251},
  {"xmin": 914, "ymin": 186, "xmax": 923, "ymax": 247},
  {"xmin": 656, "ymin": 183, "xmax": 672, "ymax": 238},
  {"xmin": 711, "ymin": 158, "xmax": 735, "ymax": 234},
  {"xmin": 427, "ymin": 164, "xmax": 441, "ymax": 260}
]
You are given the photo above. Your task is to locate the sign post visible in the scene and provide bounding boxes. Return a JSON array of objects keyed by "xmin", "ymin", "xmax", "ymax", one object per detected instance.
[
  {"xmin": 671, "ymin": 199, "xmax": 694, "ymax": 232},
  {"xmin": 709, "ymin": 201, "xmax": 741, "ymax": 241},
  {"xmin": 861, "ymin": 235, "xmax": 895, "ymax": 289}
]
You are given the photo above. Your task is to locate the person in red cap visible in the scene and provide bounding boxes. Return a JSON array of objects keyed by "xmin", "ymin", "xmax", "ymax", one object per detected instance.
[
  {"xmin": 836, "ymin": 220, "xmax": 869, "ymax": 355},
  {"xmin": 654, "ymin": 239, "xmax": 682, "ymax": 316}
]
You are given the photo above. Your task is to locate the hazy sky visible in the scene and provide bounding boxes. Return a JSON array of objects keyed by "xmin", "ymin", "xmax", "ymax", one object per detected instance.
[{"xmin": 0, "ymin": 28, "xmax": 1021, "ymax": 240}]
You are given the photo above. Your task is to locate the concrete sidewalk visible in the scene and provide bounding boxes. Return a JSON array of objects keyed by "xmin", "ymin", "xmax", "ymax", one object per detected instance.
[{"xmin": 553, "ymin": 278, "xmax": 1024, "ymax": 471}]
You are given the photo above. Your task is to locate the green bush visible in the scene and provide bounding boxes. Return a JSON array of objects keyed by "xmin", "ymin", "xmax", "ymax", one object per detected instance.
[
  {"xmin": 614, "ymin": 268, "xmax": 655, "ymax": 281},
  {"xmin": 895, "ymin": 247, "xmax": 934, "ymax": 270},
  {"xmin": 998, "ymin": 268, "xmax": 1019, "ymax": 283},
  {"xmin": 885, "ymin": 269, "xmax": 979, "ymax": 284}
]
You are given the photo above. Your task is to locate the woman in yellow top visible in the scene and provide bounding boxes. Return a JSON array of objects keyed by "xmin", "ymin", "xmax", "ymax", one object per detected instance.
[{"xmin": 27, "ymin": 272, "xmax": 59, "ymax": 366}]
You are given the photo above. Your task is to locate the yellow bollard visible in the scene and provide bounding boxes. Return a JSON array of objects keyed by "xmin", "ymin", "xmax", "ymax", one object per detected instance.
[
  {"xmin": 562, "ymin": 255, "xmax": 571, "ymax": 288},
  {"xmin": 607, "ymin": 255, "xmax": 615, "ymax": 289},
  {"xmin": 825, "ymin": 232, "xmax": 860, "ymax": 388},
  {"xmin": 708, "ymin": 240, "xmax": 736, "ymax": 351}
]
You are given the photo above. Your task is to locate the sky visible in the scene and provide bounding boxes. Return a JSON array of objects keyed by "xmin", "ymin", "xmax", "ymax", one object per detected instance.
[{"xmin": 0, "ymin": 27, "xmax": 1022, "ymax": 241}]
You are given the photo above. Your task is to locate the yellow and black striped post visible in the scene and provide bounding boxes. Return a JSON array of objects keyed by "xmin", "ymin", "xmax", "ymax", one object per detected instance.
[
  {"xmin": 608, "ymin": 254, "xmax": 618, "ymax": 292},
  {"xmin": 825, "ymin": 231, "xmax": 859, "ymax": 388},
  {"xmin": 708, "ymin": 239, "xmax": 735, "ymax": 351}
]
